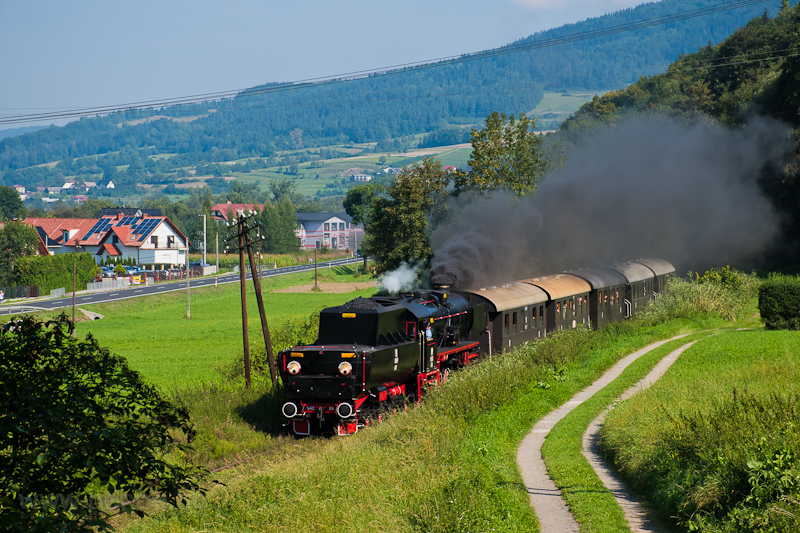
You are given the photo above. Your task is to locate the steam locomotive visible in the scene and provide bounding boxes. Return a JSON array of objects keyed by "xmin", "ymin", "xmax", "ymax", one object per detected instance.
[{"xmin": 279, "ymin": 258, "xmax": 675, "ymax": 436}]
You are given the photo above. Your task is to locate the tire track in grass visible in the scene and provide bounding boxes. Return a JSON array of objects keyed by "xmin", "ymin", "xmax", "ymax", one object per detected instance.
[
  {"xmin": 516, "ymin": 334, "xmax": 689, "ymax": 533},
  {"xmin": 582, "ymin": 341, "xmax": 695, "ymax": 533}
]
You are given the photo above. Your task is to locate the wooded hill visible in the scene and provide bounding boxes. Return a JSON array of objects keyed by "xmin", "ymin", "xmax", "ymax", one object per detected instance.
[
  {"xmin": 0, "ymin": 0, "xmax": 771, "ymax": 182},
  {"xmin": 560, "ymin": 2, "xmax": 800, "ymax": 263}
]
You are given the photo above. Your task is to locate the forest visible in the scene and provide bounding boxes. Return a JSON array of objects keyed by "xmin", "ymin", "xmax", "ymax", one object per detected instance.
[
  {"xmin": 560, "ymin": 1, "xmax": 800, "ymax": 264},
  {"xmin": 0, "ymin": 0, "xmax": 770, "ymax": 185}
]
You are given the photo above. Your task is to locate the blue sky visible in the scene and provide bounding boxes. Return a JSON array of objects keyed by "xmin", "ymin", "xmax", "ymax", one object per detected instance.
[{"xmin": 0, "ymin": 0, "xmax": 651, "ymax": 126}]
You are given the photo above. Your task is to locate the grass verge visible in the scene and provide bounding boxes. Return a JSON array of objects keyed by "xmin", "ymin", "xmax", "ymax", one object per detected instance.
[{"xmin": 600, "ymin": 328, "xmax": 800, "ymax": 532}]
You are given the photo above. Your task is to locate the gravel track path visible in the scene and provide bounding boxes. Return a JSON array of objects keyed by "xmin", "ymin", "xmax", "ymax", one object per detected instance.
[{"xmin": 516, "ymin": 334, "xmax": 689, "ymax": 532}]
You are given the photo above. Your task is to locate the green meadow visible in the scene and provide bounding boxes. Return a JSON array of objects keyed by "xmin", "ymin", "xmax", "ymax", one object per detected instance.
[{"xmin": 74, "ymin": 266, "xmax": 376, "ymax": 388}]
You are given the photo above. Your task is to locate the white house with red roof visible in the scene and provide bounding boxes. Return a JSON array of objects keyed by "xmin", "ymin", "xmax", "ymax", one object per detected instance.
[{"xmin": 24, "ymin": 211, "xmax": 188, "ymax": 266}]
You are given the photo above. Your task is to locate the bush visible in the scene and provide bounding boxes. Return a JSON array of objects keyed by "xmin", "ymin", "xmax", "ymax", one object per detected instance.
[
  {"xmin": 0, "ymin": 315, "xmax": 208, "ymax": 532},
  {"xmin": 758, "ymin": 274, "xmax": 800, "ymax": 330},
  {"xmin": 15, "ymin": 252, "xmax": 97, "ymax": 294},
  {"xmin": 641, "ymin": 268, "xmax": 759, "ymax": 323}
]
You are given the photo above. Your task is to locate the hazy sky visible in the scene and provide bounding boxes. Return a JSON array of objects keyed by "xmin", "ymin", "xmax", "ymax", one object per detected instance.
[{"xmin": 1, "ymin": 0, "xmax": 650, "ymax": 127}]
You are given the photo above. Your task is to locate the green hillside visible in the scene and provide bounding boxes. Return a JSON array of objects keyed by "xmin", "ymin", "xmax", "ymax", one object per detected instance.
[
  {"xmin": 0, "ymin": 0, "xmax": 774, "ymax": 199},
  {"xmin": 560, "ymin": 2, "xmax": 800, "ymax": 263}
]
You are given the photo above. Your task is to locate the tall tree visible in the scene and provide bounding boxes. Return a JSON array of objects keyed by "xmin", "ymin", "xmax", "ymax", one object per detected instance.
[
  {"xmin": 0, "ymin": 221, "xmax": 40, "ymax": 286},
  {"xmin": 0, "ymin": 185, "xmax": 26, "ymax": 220},
  {"xmin": 343, "ymin": 183, "xmax": 384, "ymax": 226},
  {"xmin": 362, "ymin": 157, "xmax": 450, "ymax": 274},
  {"xmin": 456, "ymin": 112, "xmax": 551, "ymax": 196},
  {"xmin": 259, "ymin": 197, "xmax": 299, "ymax": 254}
]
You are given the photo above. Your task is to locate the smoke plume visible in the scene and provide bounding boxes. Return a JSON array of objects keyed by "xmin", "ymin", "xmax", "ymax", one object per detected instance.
[
  {"xmin": 380, "ymin": 262, "xmax": 419, "ymax": 292},
  {"xmin": 430, "ymin": 115, "xmax": 792, "ymax": 289}
]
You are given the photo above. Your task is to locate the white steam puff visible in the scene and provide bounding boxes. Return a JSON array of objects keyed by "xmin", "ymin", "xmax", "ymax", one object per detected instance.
[
  {"xmin": 430, "ymin": 115, "xmax": 793, "ymax": 289},
  {"xmin": 380, "ymin": 262, "xmax": 419, "ymax": 293}
]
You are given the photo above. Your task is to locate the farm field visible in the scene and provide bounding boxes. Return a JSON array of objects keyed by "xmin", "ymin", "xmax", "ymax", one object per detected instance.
[{"xmin": 75, "ymin": 266, "xmax": 377, "ymax": 388}]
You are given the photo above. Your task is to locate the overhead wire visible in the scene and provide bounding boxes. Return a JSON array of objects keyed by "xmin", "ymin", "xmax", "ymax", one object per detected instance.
[{"xmin": 0, "ymin": 0, "xmax": 776, "ymax": 126}]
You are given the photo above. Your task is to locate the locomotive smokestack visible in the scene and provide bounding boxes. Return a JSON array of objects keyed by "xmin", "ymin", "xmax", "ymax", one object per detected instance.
[{"xmin": 429, "ymin": 264, "xmax": 458, "ymax": 289}]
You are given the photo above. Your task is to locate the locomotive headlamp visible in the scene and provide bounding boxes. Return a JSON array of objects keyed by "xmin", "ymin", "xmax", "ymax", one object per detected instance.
[
  {"xmin": 337, "ymin": 402, "xmax": 354, "ymax": 418},
  {"xmin": 287, "ymin": 360, "xmax": 302, "ymax": 375},
  {"xmin": 282, "ymin": 402, "xmax": 299, "ymax": 418},
  {"xmin": 338, "ymin": 361, "xmax": 353, "ymax": 376}
]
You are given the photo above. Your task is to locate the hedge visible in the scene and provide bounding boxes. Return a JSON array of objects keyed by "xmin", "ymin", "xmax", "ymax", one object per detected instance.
[
  {"xmin": 758, "ymin": 274, "xmax": 800, "ymax": 330},
  {"xmin": 15, "ymin": 253, "xmax": 97, "ymax": 295}
]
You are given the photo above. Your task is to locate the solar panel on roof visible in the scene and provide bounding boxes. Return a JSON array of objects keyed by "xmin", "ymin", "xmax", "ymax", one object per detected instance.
[
  {"xmin": 87, "ymin": 218, "xmax": 112, "ymax": 236},
  {"xmin": 139, "ymin": 219, "xmax": 157, "ymax": 233}
]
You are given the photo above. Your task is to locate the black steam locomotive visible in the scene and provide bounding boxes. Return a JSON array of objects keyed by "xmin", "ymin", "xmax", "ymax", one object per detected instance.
[{"xmin": 279, "ymin": 258, "xmax": 674, "ymax": 436}]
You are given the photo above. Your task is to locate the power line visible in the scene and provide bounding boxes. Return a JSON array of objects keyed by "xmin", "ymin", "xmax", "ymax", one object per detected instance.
[{"xmin": 0, "ymin": 0, "xmax": 775, "ymax": 126}]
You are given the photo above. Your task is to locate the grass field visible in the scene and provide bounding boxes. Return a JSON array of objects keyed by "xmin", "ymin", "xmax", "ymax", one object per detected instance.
[
  {"xmin": 74, "ymin": 266, "xmax": 376, "ymax": 388},
  {"xmin": 600, "ymin": 327, "xmax": 800, "ymax": 531}
]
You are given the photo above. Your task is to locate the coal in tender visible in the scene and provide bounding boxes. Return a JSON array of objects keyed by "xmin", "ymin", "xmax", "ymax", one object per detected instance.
[{"xmin": 340, "ymin": 297, "xmax": 382, "ymax": 310}]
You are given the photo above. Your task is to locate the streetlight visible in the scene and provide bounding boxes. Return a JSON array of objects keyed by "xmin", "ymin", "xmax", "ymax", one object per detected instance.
[{"xmin": 198, "ymin": 214, "xmax": 207, "ymax": 265}]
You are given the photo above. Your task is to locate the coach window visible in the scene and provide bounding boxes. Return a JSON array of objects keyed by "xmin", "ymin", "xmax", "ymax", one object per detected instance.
[
  {"xmin": 504, "ymin": 314, "xmax": 509, "ymax": 334},
  {"xmin": 513, "ymin": 312, "xmax": 518, "ymax": 333}
]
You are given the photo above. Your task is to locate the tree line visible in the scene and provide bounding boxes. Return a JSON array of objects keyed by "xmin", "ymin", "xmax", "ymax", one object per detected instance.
[{"xmin": 0, "ymin": 0, "xmax": 767, "ymax": 178}]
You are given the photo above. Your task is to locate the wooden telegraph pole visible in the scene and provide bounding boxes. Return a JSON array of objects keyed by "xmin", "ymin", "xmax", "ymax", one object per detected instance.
[
  {"xmin": 225, "ymin": 210, "xmax": 277, "ymax": 390},
  {"xmin": 236, "ymin": 217, "xmax": 251, "ymax": 388}
]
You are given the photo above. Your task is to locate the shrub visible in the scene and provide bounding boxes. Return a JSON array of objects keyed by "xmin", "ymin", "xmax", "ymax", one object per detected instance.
[
  {"xmin": 641, "ymin": 268, "xmax": 759, "ymax": 322},
  {"xmin": 15, "ymin": 252, "xmax": 97, "ymax": 294},
  {"xmin": 0, "ymin": 315, "xmax": 208, "ymax": 532},
  {"xmin": 758, "ymin": 274, "xmax": 800, "ymax": 330}
]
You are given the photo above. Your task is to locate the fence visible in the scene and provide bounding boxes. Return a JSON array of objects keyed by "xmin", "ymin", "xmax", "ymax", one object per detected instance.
[
  {"xmin": 86, "ymin": 279, "xmax": 131, "ymax": 292},
  {"xmin": 0, "ymin": 285, "xmax": 39, "ymax": 299},
  {"xmin": 50, "ymin": 287, "xmax": 66, "ymax": 298}
]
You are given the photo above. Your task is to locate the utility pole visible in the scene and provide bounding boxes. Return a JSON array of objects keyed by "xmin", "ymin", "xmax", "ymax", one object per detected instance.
[
  {"xmin": 237, "ymin": 219, "xmax": 250, "ymax": 387},
  {"xmin": 314, "ymin": 247, "xmax": 318, "ymax": 290},
  {"xmin": 185, "ymin": 246, "xmax": 191, "ymax": 319},
  {"xmin": 225, "ymin": 209, "xmax": 277, "ymax": 389},
  {"xmin": 199, "ymin": 214, "xmax": 207, "ymax": 265},
  {"xmin": 72, "ymin": 257, "xmax": 76, "ymax": 338}
]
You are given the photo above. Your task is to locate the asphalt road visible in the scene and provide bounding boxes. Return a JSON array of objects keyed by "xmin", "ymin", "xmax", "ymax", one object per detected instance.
[{"xmin": 0, "ymin": 257, "xmax": 364, "ymax": 316}]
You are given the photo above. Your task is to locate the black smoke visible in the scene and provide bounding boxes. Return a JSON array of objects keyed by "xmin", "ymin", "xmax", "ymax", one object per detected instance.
[{"xmin": 430, "ymin": 115, "xmax": 792, "ymax": 289}]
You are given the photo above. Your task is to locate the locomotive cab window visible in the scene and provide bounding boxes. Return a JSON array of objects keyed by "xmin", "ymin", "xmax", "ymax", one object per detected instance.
[{"xmin": 405, "ymin": 322, "xmax": 417, "ymax": 339}]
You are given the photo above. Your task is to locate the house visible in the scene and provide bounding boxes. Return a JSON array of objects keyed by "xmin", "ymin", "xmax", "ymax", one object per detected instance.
[
  {"xmin": 46, "ymin": 187, "xmax": 62, "ymax": 194},
  {"xmin": 62, "ymin": 180, "xmax": 76, "ymax": 190},
  {"xmin": 72, "ymin": 195, "xmax": 88, "ymax": 205},
  {"xmin": 352, "ymin": 174, "xmax": 372, "ymax": 182},
  {"xmin": 210, "ymin": 201, "xmax": 264, "ymax": 222},
  {"xmin": 295, "ymin": 212, "xmax": 363, "ymax": 251},
  {"xmin": 13, "ymin": 185, "xmax": 25, "ymax": 194},
  {"xmin": 97, "ymin": 179, "xmax": 116, "ymax": 189},
  {"xmin": 443, "ymin": 166, "xmax": 457, "ymax": 173},
  {"xmin": 24, "ymin": 212, "xmax": 188, "ymax": 266},
  {"xmin": 81, "ymin": 181, "xmax": 96, "ymax": 192}
]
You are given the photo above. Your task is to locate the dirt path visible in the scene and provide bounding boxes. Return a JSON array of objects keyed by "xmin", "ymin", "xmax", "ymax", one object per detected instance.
[
  {"xmin": 273, "ymin": 281, "xmax": 377, "ymax": 293},
  {"xmin": 516, "ymin": 334, "xmax": 689, "ymax": 533},
  {"xmin": 582, "ymin": 341, "xmax": 695, "ymax": 533}
]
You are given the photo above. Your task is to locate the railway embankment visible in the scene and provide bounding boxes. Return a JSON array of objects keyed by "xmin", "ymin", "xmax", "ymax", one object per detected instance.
[{"xmin": 117, "ymin": 269, "xmax": 783, "ymax": 532}]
